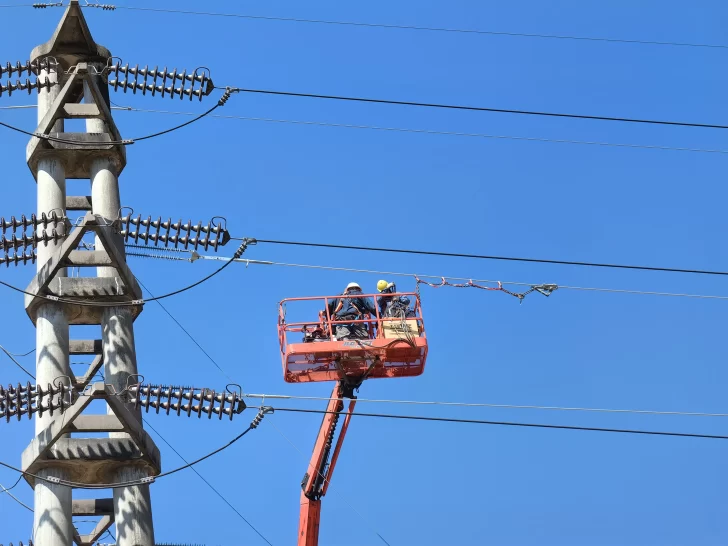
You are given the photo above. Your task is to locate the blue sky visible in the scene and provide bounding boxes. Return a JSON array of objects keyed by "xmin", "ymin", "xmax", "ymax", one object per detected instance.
[{"xmin": 1, "ymin": 1, "xmax": 728, "ymax": 544}]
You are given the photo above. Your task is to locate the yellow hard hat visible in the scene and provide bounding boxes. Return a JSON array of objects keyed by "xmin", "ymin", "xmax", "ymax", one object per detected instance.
[{"xmin": 377, "ymin": 280, "xmax": 388, "ymax": 292}]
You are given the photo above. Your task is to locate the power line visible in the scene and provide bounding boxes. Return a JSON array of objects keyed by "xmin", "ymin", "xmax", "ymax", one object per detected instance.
[
  {"xmin": 135, "ymin": 277, "xmax": 236, "ymax": 384},
  {"xmin": 0, "ymin": 92, "xmax": 229, "ymax": 146},
  {"xmin": 107, "ymin": 5, "xmax": 728, "ymax": 51},
  {"xmin": 246, "ymin": 394, "xmax": 728, "ymax": 418},
  {"xmin": 0, "ymin": 476, "xmax": 32, "ymax": 513},
  {"xmin": 0, "ymin": 346, "xmax": 35, "ymax": 357},
  {"xmin": 143, "ymin": 418, "xmax": 273, "ymax": 545},
  {"xmin": 0, "ymin": 343, "xmax": 36, "ymax": 379},
  {"xmin": 0, "ymin": 105, "xmax": 37, "ymax": 111},
  {"xmin": 175, "ymin": 252, "xmax": 728, "ymax": 301},
  {"xmin": 0, "ymin": 412, "xmax": 267, "ymax": 490},
  {"xmin": 239, "ymin": 238, "xmax": 728, "ymax": 277},
  {"xmin": 222, "ymin": 87, "xmax": 728, "ymax": 131},
  {"xmin": 269, "ymin": 407, "xmax": 728, "ymax": 440},
  {"xmin": 10, "ymin": 104, "xmax": 725, "ymax": 155},
  {"xmin": 114, "ymin": 107, "xmax": 728, "ymax": 155},
  {"xmin": 0, "ymin": 238, "xmax": 251, "ymax": 308}
]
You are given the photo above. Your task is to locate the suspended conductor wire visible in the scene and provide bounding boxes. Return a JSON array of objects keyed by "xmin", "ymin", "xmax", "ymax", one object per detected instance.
[
  {"xmin": 0, "ymin": 343, "xmax": 36, "ymax": 379},
  {"xmin": 103, "ymin": 5, "xmax": 728, "ymax": 51},
  {"xmin": 112, "ymin": 107, "xmax": 728, "ymax": 155},
  {"xmin": 0, "ymin": 345, "xmax": 35, "ymax": 357},
  {"xmin": 143, "ymin": 418, "xmax": 273, "ymax": 545},
  {"xmin": 0, "ymin": 477, "xmax": 32, "ymax": 513},
  {"xmin": 135, "ymin": 276, "xmax": 237, "ymax": 384},
  {"xmin": 246, "ymin": 394, "xmax": 728, "ymax": 418},
  {"xmin": 0, "ymin": 407, "xmax": 273, "ymax": 490},
  {"xmin": 10, "ymin": 103, "xmax": 726, "ymax": 155},
  {"xmin": 0, "ymin": 239, "xmax": 253, "ymax": 308},
  {"xmin": 0, "ymin": 88, "xmax": 236, "ymax": 146},
  {"xmin": 0, "ymin": 105, "xmax": 37, "ymax": 110},
  {"xmin": 125, "ymin": 247, "xmax": 728, "ymax": 301},
  {"xmin": 241, "ymin": 238, "xmax": 728, "ymax": 277},
  {"xmin": 220, "ymin": 87, "xmax": 728, "ymax": 131},
  {"xmin": 267, "ymin": 407, "xmax": 728, "ymax": 440}
]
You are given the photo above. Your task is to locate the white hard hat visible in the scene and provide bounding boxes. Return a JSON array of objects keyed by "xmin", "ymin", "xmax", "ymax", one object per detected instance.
[{"xmin": 346, "ymin": 282, "xmax": 361, "ymax": 291}]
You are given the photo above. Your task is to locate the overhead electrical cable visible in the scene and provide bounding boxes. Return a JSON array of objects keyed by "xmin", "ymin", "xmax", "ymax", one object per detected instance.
[
  {"xmin": 0, "ymin": 409, "xmax": 270, "ymax": 490},
  {"xmin": 10, "ymin": 105, "xmax": 726, "ymax": 155},
  {"xmin": 0, "ymin": 476, "xmax": 32, "ymax": 513},
  {"xmin": 99, "ymin": 5, "xmax": 728, "ymax": 51},
  {"xmin": 0, "ymin": 238, "xmax": 252, "ymax": 307},
  {"xmin": 236, "ymin": 238, "xmax": 728, "ymax": 277},
  {"xmin": 0, "ymin": 105, "xmax": 37, "ymax": 111},
  {"xmin": 245, "ymin": 394, "xmax": 728, "ymax": 418},
  {"xmin": 135, "ymin": 277, "xmax": 237, "ymax": 384},
  {"xmin": 0, "ymin": 343, "xmax": 36, "ymax": 379},
  {"xmin": 0, "ymin": 89, "xmax": 233, "ymax": 146},
  {"xmin": 160, "ymin": 251, "xmax": 728, "ymax": 301},
  {"xmin": 143, "ymin": 418, "xmax": 273, "ymax": 545},
  {"xmin": 219, "ymin": 87, "xmax": 728, "ymax": 131},
  {"xmin": 268, "ymin": 407, "xmax": 728, "ymax": 440},
  {"xmin": 113, "ymin": 107, "xmax": 728, "ymax": 155}
]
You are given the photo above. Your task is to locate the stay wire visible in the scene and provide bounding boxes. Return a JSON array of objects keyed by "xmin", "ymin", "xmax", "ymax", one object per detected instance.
[
  {"xmin": 0, "ymin": 238, "xmax": 252, "ymax": 307},
  {"xmin": 135, "ymin": 277, "xmax": 236, "ymax": 384},
  {"xmin": 108, "ymin": 5, "xmax": 728, "ymax": 51},
  {"xmin": 245, "ymin": 394, "xmax": 728, "ymax": 418},
  {"xmin": 143, "ymin": 419, "xmax": 273, "ymax": 545},
  {"xmin": 222, "ymin": 87, "xmax": 728, "ymax": 131},
  {"xmin": 243, "ymin": 238, "xmax": 728, "ymax": 277},
  {"xmin": 270, "ymin": 407, "xmax": 728, "ymax": 440}
]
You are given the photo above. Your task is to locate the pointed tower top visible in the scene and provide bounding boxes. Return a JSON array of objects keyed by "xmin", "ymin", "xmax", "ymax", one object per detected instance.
[{"xmin": 31, "ymin": 0, "xmax": 110, "ymax": 68}]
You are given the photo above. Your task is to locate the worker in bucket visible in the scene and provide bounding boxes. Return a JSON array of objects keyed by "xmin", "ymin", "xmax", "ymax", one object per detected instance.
[
  {"xmin": 377, "ymin": 279, "xmax": 414, "ymax": 318},
  {"xmin": 377, "ymin": 279, "xmax": 397, "ymax": 316},
  {"xmin": 331, "ymin": 282, "xmax": 377, "ymax": 340}
]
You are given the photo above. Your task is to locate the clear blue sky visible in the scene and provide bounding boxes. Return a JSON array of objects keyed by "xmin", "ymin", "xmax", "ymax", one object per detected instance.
[{"xmin": 1, "ymin": 1, "xmax": 728, "ymax": 544}]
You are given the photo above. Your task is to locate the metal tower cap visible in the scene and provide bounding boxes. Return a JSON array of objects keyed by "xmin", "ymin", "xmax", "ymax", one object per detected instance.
[{"xmin": 30, "ymin": 0, "xmax": 111, "ymax": 70}]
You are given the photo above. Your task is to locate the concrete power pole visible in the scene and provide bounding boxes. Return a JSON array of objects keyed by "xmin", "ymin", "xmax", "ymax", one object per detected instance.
[{"xmin": 22, "ymin": 2, "xmax": 159, "ymax": 544}]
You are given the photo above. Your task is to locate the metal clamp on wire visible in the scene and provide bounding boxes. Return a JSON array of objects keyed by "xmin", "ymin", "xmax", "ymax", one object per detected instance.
[
  {"xmin": 218, "ymin": 86, "xmax": 237, "ymax": 107},
  {"xmin": 233, "ymin": 238, "xmax": 257, "ymax": 259},
  {"xmin": 83, "ymin": 1, "xmax": 116, "ymax": 9},
  {"xmin": 250, "ymin": 406, "xmax": 274, "ymax": 429}
]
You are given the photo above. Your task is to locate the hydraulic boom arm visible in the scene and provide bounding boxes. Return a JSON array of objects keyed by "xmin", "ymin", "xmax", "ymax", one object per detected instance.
[{"xmin": 298, "ymin": 381, "xmax": 357, "ymax": 546}]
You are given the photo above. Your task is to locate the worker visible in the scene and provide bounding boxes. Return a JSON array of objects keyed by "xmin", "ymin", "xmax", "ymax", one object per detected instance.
[
  {"xmin": 331, "ymin": 282, "xmax": 377, "ymax": 340},
  {"xmin": 376, "ymin": 279, "xmax": 397, "ymax": 316}
]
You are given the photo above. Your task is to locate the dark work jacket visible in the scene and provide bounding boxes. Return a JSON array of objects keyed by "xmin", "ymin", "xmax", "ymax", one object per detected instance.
[
  {"xmin": 378, "ymin": 284, "xmax": 397, "ymax": 315},
  {"xmin": 334, "ymin": 288, "xmax": 377, "ymax": 319}
]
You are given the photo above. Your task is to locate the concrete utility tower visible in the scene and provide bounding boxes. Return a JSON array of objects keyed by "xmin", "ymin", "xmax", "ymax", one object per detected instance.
[{"xmin": 23, "ymin": 2, "xmax": 158, "ymax": 544}]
